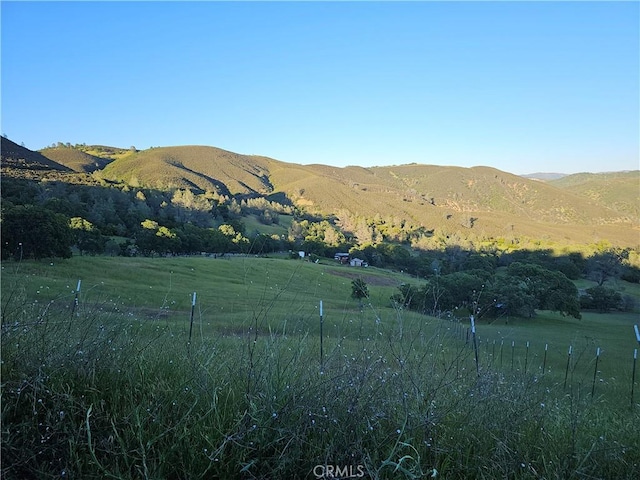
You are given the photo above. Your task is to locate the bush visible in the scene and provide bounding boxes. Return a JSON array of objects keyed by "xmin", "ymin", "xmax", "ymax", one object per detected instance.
[
  {"xmin": 580, "ymin": 285, "xmax": 623, "ymax": 312},
  {"xmin": 1, "ymin": 204, "xmax": 73, "ymax": 260}
]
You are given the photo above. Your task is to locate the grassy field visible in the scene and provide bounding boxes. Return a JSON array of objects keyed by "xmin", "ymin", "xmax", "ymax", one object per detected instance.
[
  {"xmin": 242, "ymin": 214, "xmax": 292, "ymax": 237},
  {"xmin": 2, "ymin": 255, "xmax": 639, "ymax": 479}
]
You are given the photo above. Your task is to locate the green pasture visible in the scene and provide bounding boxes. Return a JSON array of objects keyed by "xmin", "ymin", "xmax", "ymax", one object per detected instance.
[
  {"xmin": 469, "ymin": 312, "xmax": 638, "ymax": 407},
  {"xmin": 1, "ymin": 255, "xmax": 408, "ymax": 329},
  {"xmin": 242, "ymin": 214, "xmax": 293, "ymax": 237},
  {"xmin": 2, "ymin": 255, "xmax": 639, "ymax": 478},
  {"xmin": 3, "ymin": 255, "xmax": 638, "ymax": 403}
]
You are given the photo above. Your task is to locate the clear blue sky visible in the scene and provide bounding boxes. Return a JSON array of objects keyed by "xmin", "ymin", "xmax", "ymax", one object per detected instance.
[{"xmin": 2, "ymin": 1, "xmax": 638, "ymax": 175}]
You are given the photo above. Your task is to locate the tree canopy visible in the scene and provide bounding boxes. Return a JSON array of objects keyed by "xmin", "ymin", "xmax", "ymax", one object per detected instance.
[
  {"xmin": 393, "ymin": 261, "xmax": 582, "ymax": 320},
  {"xmin": 1, "ymin": 204, "xmax": 73, "ymax": 260}
]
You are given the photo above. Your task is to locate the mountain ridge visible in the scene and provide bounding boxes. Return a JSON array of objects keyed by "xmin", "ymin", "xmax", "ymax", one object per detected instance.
[
  {"xmin": 0, "ymin": 137, "xmax": 71, "ymax": 172},
  {"xmin": 2, "ymin": 138, "xmax": 638, "ymax": 247}
]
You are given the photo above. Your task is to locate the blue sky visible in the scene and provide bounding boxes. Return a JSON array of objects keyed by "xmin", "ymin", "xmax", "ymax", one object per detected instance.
[{"xmin": 2, "ymin": 1, "xmax": 638, "ymax": 175}]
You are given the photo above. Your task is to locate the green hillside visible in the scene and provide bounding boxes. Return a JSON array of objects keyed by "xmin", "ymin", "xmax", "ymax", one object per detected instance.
[
  {"xmin": 80, "ymin": 145, "xmax": 134, "ymax": 159},
  {"xmin": 550, "ymin": 171, "xmax": 640, "ymax": 220}
]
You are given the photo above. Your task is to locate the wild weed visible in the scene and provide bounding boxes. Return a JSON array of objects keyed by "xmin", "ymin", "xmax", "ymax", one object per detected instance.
[{"xmin": 2, "ymin": 279, "xmax": 638, "ymax": 479}]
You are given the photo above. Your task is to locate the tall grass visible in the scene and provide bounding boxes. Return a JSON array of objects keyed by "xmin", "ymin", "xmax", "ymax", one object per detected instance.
[{"xmin": 2, "ymin": 260, "xmax": 639, "ymax": 478}]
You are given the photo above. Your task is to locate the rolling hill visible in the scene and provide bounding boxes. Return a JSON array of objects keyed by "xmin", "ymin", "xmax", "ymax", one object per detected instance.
[
  {"xmin": 2, "ymin": 138, "xmax": 638, "ymax": 248},
  {"xmin": 0, "ymin": 137, "xmax": 70, "ymax": 172},
  {"xmin": 99, "ymin": 145, "xmax": 279, "ymax": 196},
  {"xmin": 268, "ymin": 162, "xmax": 638, "ymax": 245},
  {"xmin": 94, "ymin": 144, "xmax": 640, "ymax": 246},
  {"xmin": 39, "ymin": 147, "xmax": 114, "ymax": 173},
  {"xmin": 549, "ymin": 171, "xmax": 640, "ymax": 220}
]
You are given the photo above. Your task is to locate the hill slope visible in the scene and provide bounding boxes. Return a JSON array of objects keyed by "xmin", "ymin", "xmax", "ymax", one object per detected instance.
[
  {"xmin": 39, "ymin": 147, "xmax": 114, "ymax": 173},
  {"xmin": 549, "ymin": 171, "xmax": 640, "ymax": 220},
  {"xmin": 100, "ymin": 145, "xmax": 281, "ymax": 196},
  {"xmin": 98, "ymin": 144, "xmax": 632, "ymax": 225},
  {"xmin": 96, "ymin": 142, "xmax": 637, "ymax": 244},
  {"xmin": 3, "ymin": 139, "xmax": 638, "ymax": 247},
  {"xmin": 1, "ymin": 137, "xmax": 71, "ymax": 172},
  {"xmin": 266, "ymin": 162, "xmax": 638, "ymax": 245}
]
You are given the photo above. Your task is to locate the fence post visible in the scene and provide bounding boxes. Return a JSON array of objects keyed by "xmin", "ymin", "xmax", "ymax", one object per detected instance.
[
  {"xmin": 632, "ymin": 349, "xmax": 637, "ymax": 408},
  {"xmin": 71, "ymin": 279, "xmax": 81, "ymax": 317},
  {"xmin": 471, "ymin": 316, "xmax": 479, "ymax": 376},
  {"xmin": 633, "ymin": 326, "xmax": 640, "ymax": 407},
  {"xmin": 492, "ymin": 340, "xmax": 496, "ymax": 367},
  {"xmin": 511, "ymin": 340, "xmax": 515, "ymax": 371},
  {"xmin": 564, "ymin": 345, "xmax": 572, "ymax": 389},
  {"xmin": 591, "ymin": 347, "xmax": 600, "ymax": 398},
  {"xmin": 319, "ymin": 300, "xmax": 324, "ymax": 370},
  {"xmin": 188, "ymin": 292, "xmax": 196, "ymax": 346}
]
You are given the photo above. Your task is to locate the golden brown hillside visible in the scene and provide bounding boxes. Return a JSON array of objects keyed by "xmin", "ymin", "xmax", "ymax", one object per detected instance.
[
  {"xmin": 40, "ymin": 147, "xmax": 114, "ymax": 173},
  {"xmin": 266, "ymin": 163, "xmax": 638, "ymax": 246},
  {"xmin": 100, "ymin": 145, "xmax": 282, "ymax": 196},
  {"xmin": 87, "ymin": 144, "xmax": 640, "ymax": 246},
  {"xmin": 4, "ymin": 140, "xmax": 638, "ymax": 248}
]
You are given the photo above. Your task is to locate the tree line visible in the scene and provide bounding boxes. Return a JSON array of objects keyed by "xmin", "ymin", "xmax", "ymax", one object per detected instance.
[{"xmin": 1, "ymin": 174, "xmax": 638, "ymax": 317}]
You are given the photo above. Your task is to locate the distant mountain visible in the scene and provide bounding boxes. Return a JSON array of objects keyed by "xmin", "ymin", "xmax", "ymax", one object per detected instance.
[
  {"xmin": 522, "ymin": 172, "xmax": 568, "ymax": 181},
  {"xmin": 2, "ymin": 138, "xmax": 638, "ymax": 247},
  {"xmin": 1, "ymin": 137, "xmax": 71, "ymax": 172},
  {"xmin": 549, "ymin": 171, "xmax": 640, "ymax": 220}
]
